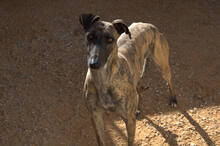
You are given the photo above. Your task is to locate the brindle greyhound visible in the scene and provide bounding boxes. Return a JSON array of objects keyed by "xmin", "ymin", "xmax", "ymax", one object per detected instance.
[{"xmin": 80, "ymin": 13, "xmax": 177, "ymax": 146}]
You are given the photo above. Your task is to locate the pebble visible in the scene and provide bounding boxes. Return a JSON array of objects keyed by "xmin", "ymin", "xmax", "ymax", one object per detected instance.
[
  {"xmin": 204, "ymin": 126, "xmax": 209, "ymax": 130},
  {"xmin": 202, "ymin": 117, "xmax": 206, "ymax": 121},
  {"xmin": 175, "ymin": 121, "xmax": 180, "ymax": 126},
  {"xmin": 190, "ymin": 142, "xmax": 197, "ymax": 146}
]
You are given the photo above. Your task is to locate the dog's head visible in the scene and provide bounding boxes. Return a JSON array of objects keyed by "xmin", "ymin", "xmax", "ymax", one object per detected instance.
[{"xmin": 79, "ymin": 13, "xmax": 131, "ymax": 70}]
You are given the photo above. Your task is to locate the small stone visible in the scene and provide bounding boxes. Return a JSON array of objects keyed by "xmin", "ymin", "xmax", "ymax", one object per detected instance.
[
  {"xmin": 190, "ymin": 142, "xmax": 197, "ymax": 146},
  {"xmin": 175, "ymin": 121, "xmax": 180, "ymax": 126},
  {"xmin": 204, "ymin": 126, "xmax": 209, "ymax": 130},
  {"xmin": 202, "ymin": 117, "xmax": 206, "ymax": 121}
]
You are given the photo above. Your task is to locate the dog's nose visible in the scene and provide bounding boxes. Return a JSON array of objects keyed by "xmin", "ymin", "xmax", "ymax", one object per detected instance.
[
  {"xmin": 89, "ymin": 59, "xmax": 99, "ymax": 69},
  {"xmin": 89, "ymin": 55, "xmax": 100, "ymax": 69}
]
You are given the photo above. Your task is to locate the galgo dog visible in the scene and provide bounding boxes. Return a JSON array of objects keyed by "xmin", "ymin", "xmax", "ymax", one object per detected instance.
[{"xmin": 79, "ymin": 13, "xmax": 177, "ymax": 146}]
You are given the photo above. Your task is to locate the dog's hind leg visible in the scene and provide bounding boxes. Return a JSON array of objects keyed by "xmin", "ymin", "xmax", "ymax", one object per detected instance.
[
  {"xmin": 91, "ymin": 109, "xmax": 106, "ymax": 146},
  {"xmin": 152, "ymin": 32, "xmax": 177, "ymax": 107}
]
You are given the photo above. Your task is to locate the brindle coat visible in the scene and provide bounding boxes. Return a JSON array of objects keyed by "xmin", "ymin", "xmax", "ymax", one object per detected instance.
[{"xmin": 80, "ymin": 14, "xmax": 177, "ymax": 146}]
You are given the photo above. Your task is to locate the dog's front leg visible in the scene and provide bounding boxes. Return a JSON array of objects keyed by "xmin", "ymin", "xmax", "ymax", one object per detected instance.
[
  {"xmin": 126, "ymin": 114, "xmax": 136, "ymax": 146},
  {"xmin": 123, "ymin": 94, "xmax": 138, "ymax": 146},
  {"xmin": 124, "ymin": 111, "xmax": 136, "ymax": 146},
  {"xmin": 91, "ymin": 109, "xmax": 105, "ymax": 146},
  {"xmin": 84, "ymin": 82, "xmax": 106, "ymax": 146}
]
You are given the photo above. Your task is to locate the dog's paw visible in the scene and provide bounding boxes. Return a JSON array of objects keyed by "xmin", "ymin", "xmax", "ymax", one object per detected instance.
[{"xmin": 169, "ymin": 97, "xmax": 177, "ymax": 108}]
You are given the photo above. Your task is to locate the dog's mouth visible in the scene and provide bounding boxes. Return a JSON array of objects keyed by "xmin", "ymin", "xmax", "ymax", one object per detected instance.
[
  {"xmin": 89, "ymin": 64, "xmax": 100, "ymax": 70},
  {"xmin": 89, "ymin": 61, "xmax": 101, "ymax": 70}
]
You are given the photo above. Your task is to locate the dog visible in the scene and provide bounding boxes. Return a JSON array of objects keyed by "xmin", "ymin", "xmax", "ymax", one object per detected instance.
[{"xmin": 79, "ymin": 13, "xmax": 177, "ymax": 146}]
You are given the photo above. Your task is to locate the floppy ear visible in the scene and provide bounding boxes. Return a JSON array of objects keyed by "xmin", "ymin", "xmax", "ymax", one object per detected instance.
[
  {"xmin": 79, "ymin": 13, "xmax": 100, "ymax": 31},
  {"xmin": 112, "ymin": 19, "xmax": 131, "ymax": 39}
]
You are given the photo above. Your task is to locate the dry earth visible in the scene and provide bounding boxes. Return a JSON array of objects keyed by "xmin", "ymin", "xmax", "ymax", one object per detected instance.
[{"xmin": 0, "ymin": 0, "xmax": 220, "ymax": 146}]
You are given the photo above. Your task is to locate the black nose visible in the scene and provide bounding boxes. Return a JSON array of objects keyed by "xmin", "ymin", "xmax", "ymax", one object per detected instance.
[{"xmin": 89, "ymin": 58, "xmax": 100, "ymax": 69}]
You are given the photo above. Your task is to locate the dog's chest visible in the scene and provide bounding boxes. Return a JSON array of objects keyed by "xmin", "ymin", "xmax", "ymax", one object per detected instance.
[
  {"xmin": 98, "ymin": 66, "xmax": 134, "ymax": 111},
  {"xmin": 98, "ymin": 80, "xmax": 133, "ymax": 112}
]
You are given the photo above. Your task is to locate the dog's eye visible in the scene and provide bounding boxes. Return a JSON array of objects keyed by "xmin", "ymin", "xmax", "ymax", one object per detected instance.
[{"xmin": 106, "ymin": 37, "xmax": 114, "ymax": 44}]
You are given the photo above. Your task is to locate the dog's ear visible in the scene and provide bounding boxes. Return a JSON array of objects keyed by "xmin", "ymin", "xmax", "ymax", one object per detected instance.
[
  {"xmin": 79, "ymin": 13, "xmax": 100, "ymax": 31},
  {"xmin": 112, "ymin": 19, "xmax": 131, "ymax": 39}
]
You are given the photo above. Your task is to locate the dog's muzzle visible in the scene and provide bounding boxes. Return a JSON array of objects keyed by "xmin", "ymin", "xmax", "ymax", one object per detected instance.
[{"xmin": 89, "ymin": 56, "xmax": 100, "ymax": 69}]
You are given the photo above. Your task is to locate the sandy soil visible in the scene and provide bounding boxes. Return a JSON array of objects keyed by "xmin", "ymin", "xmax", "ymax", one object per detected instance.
[{"xmin": 0, "ymin": 0, "xmax": 220, "ymax": 145}]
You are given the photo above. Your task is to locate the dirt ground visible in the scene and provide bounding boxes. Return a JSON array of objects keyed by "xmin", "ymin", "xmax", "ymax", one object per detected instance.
[{"xmin": 0, "ymin": 0, "xmax": 220, "ymax": 145}]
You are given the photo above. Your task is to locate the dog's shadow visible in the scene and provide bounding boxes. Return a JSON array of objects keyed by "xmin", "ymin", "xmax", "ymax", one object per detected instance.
[
  {"xmin": 144, "ymin": 116, "xmax": 178, "ymax": 146},
  {"xmin": 181, "ymin": 110, "xmax": 215, "ymax": 146}
]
